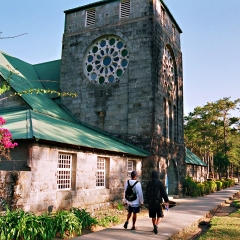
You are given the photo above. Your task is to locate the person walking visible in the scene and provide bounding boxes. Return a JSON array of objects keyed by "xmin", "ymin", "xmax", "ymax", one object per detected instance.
[
  {"xmin": 123, "ymin": 170, "xmax": 144, "ymax": 230},
  {"xmin": 145, "ymin": 170, "xmax": 169, "ymax": 234}
]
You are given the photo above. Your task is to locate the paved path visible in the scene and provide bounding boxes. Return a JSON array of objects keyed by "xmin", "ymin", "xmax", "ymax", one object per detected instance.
[{"xmin": 73, "ymin": 184, "xmax": 240, "ymax": 240}]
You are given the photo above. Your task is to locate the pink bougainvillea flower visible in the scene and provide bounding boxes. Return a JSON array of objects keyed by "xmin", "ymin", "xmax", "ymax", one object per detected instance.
[{"xmin": 0, "ymin": 116, "xmax": 18, "ymax": 149}]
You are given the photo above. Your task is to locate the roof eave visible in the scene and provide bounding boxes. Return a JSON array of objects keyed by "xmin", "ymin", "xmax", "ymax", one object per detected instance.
[
  {"xmin": 160, "ymin": 0, "xmax": 182, "ymax": 33},
  {"xmin": 64, "ymin": 0, "xmax": 117, "ymax": 14}
]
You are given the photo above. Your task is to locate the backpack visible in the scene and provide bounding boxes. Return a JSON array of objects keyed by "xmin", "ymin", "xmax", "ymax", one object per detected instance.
[
  {"xmin": 146, "ymin": 181, "xmax": 162, "ymax": 203},
  {"xmin": 125, "ymin": 180, "xmax": 139, "ymax": 202}
]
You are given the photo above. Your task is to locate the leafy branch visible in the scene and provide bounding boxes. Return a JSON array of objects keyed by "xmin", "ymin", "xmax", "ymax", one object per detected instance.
[{"xmin": 0, "ymin": 89, "xmax": 77, "ymax": 102}]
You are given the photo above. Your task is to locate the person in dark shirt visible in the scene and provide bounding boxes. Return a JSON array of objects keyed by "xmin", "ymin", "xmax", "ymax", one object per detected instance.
[{"xmin": 145, "ymin": 170, "xmax": 169, "ymax": 234}]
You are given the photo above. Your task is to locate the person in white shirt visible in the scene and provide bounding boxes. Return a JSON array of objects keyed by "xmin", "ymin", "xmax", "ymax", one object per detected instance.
[{"xmin": 123, "ymin": 171, "xmax": 144, "ymax": 230}]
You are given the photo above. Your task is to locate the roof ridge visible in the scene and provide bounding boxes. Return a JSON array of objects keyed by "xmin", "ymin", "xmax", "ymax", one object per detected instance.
[{"xmin": 33, "ymin": 59, "xmax": 60, "ymax": 67}]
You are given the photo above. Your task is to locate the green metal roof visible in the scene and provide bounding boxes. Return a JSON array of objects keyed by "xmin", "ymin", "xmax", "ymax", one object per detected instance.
[
  {"xmin": 0, "ymin": 109, "xmax": 149, "ymax": 157},
  {"xmin": 33, "ymin": 60, "xmax": 61, "ymax": 92},
  {"xmin": 64, "ymin": 0, "xmax": 117, "ymax": 13},
  {"xmin": 0, "ymin": 51, "xmax": 149, "ymax": 157},
  {"xmin": 0, "ymin": 52, "xmax": 75, "ymax": 122},
  {"xmin": 185, "ymin": 148, "xmax": 207, "ymax": 167}
]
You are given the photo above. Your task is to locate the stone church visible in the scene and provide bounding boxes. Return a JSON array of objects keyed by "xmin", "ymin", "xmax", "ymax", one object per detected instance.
[
  {"xmin": 0, "ymin": 0, "xmax": 186, "ymax": 212},
  {"xmin": 61, "ymin": 0, "xmax": 185, "ymax": 194}
]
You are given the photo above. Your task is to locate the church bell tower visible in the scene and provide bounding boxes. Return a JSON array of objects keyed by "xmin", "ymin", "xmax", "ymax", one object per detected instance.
[{"xmin": 60, "ymin": 0, "xmax": 185, "ymax": 195}]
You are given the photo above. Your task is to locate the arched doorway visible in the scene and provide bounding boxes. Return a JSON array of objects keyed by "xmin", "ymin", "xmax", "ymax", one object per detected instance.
[{"xmin": 167, "ymin": 159, "xmax": 178, "ymax": 195}]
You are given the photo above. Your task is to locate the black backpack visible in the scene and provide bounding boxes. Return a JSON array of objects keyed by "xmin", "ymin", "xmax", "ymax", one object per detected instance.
[
  {"xmin": 125, "ymin": 180, "xmax": 139, "ymax": 201},
  {"xmin": 146, "ymin": 181, "xmax": 161, "ymax": 203}
]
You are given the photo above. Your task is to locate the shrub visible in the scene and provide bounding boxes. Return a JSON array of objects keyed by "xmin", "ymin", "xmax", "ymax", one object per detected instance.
[
  {"xmin": 0, "ymin": 209, "xmax": 57, "ymax": 240},
  {"xmin": 207, "ymin": 179, "xmax": 217, "ymax": 193},
  {"xmin": 97, "ymin": 215, "xmax": 119, "ymax": 227},
  {"xmin": 55, "ymin": 210, "xmax": 82, "ymax": 238},
  {"xmin": 70, "ymin": 207, "xmax": 98, "ymax": 230},
  {"xmin": 203, "ymin": 182, "xmax": 211, "ymax": 194},
  {"xmin": 183, "ymin": 176, "xmax": 200, "ymax": 197},
  {"xmin": 117, "ymin": 203, "xmax": 124, "ymax": 211},
  {"xmin": 196, "ymin": 183, "xmax": 205, "ymax": 196},
  {"xmin": 215, "ymin": 181, "xmax": 222, "ymax": 191}
]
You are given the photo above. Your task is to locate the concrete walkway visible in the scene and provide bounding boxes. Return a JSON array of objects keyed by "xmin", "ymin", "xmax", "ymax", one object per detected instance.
[{"xmin": 73, "ymin": 184, "xmax": 240, "ymax": 240}]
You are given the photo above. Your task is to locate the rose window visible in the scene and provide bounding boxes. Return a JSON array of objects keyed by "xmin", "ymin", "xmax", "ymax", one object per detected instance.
[
  {"xmin": 162, "ymin": 46, "xmax": 175, "ymax": 92},
  {"xmin": 83, "ymin": 36, "xmax": 129, "ymax": 84}
]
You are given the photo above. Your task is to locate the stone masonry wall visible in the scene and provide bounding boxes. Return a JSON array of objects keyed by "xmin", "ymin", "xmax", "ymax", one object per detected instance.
[
  {"xmin": 61, "ymin": 0, "xmax": 185, "ymax": 195},
  {"xmin": 61, "ymin": 0, "xmax": 154, "ymax": 146},
  {"xmin": 0, "ymin": 143, "xmax": 143, "ymax": 213}
]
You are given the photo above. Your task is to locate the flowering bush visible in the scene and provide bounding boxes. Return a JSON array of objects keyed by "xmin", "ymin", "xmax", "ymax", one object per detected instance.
[{"xmin": 0, "ymin": 116, "xmax": 18, "ymax": 159}]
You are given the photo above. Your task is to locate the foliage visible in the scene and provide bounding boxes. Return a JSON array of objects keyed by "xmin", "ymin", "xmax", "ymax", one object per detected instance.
[
  {"xmin": 96, "ymin": 215, "xmax": 120, "ymax": 227},
  {"xmin": 183, "ymin": 177, "xmax": 235, "ymax": 197},
  {"xmin": 70, "ymin": 207, "xmax": 98, "ymax": 230},
  {"xmin": 184, "ymin": 97, "xmax": 240, "ymax": 179},
  {"xmin": 206, "ymin": 179, "xmax": 217, "ymax": 193},
  {"xmin": 0, "ymin": 209, "xmax": 56, "ymax": 240},
  {"xmin": 117, "ymin": 203, "xmax": 124, "ymax": 211},
  {"xmin": 215, "ymin": 181, "xmax": 222, "ymax": 191},
  {"xmin": 196, "ymin": 183, "xmax": 205, "ymax": 196},
  {"xmin": 183, "ymin": 176, "xmax": 199, "ymax": 197},
  {"xmin": 55, "ymin": 210, "xmax": 81, "ymax": 238},
  {"xmin": 0, "ymin": 207, "xmax": 101, "ymax": 239},
  {"xmin": 203, "ymin": 181, "xmax": 211, "ymax": 195},
  {"xmin": 0, "ymin": 116, "xmax": 18, "ymax": 159},
  {"xmin": 231, "ymin": 200, "xmax": 240, "ymax": 208}
]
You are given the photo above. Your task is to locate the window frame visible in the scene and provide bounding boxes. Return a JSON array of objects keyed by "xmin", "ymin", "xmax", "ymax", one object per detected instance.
[
  {"xmin": 57, "ymin": 153, "xmax": 72, "ymax": 190},
  {"xmin": 85, "ymin": 8, "xmax": 96, "ymax": 27},
  {"xmin": 127, "ymin": 160, "xmax": 136, "ymax": 176},
  {"xmin": 161, "ymin": 6, "xmax": 165, "ymax": 25},
  {"xmin": 96, "ymin": 157, "xmax": 106, "ymax": 188},
  {"xmin": 120, "ymin": 0, "xmax": 131, "ymax": 19},
  {"xmin": 172, "ymin": 24, "xmax": 176, "ymax": 41}
]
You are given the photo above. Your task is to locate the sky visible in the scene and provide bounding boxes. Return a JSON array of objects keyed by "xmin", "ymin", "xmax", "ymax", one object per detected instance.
[{"xmin": 1, "ymin": 0, "xmax": 239, "ymax": 116}]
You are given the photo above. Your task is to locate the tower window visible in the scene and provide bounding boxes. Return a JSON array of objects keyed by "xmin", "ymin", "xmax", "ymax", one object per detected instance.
[
  {"xmin": 120, "ymin": 0, "xmax": 131, "ymax": 19},
  {"xmin": 86, "ymin": 9, "xmax": 96, "ymax": 26},
  {"xmin": 161, "ymin": 6, "xmax": 165, "ymax": 25},
  {"xmin": 172, "ymin": 24, "xmax": 176, "ymax": 40},
  {"xmin": 83, "ymin": 35, "xmax": 129, "ymax": 84}
]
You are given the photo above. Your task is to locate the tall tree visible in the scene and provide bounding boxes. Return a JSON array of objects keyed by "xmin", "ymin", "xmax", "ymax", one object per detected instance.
[{"xmin": 184, "ymin": 97, "xmax": 240, "ymax": 179}]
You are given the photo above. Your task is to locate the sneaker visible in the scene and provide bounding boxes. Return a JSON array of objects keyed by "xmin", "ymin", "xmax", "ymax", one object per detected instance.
[
  {"xmin": 153, "ymin": 224, "xmax": 158, "ymax": 234},
  {"xmin": 124, "ymin": 221, "xmax": 128, "ymax": 229}
]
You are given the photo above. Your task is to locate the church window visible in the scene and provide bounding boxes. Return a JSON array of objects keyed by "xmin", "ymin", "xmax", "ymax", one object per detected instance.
[
  {"xmin": 96, "ymin": 157, "xmax": 105, "ymax": 187},
  {"xmin": 174, "ymin": 105, "xmax": 178, "ymax": 141},
  {"xmin": 172, "ymin": 24, "xmax": 176, "ymax": 40},
  {"xmin": 168, "ymin": 100, "xmax": 173, "ymax": 140},
  {"xmin": 162, "ymin": 46, "xmax": 175, "ymax": 94},
  {"xmin": 96, "ymin": 157, "xmax": 109, "ymax": 188},
  {"xmin": 161, "ymin": 6, "xmax": 165, "ymax": 25},
  {"xmin": 86, "ymin": 9, "xmax": 96, "ymax": 26},
  {"xmin": 163, "ymin": 98, "xmax": 167, "ymax": 137},
  {"xmin": 127, "ymin": 160, "xmax": 136, "ymax": 176},
  {"xmin": 83, "ymin": 35, "xmax": 129, "ymax": 84},
  {"xmin": 120, "ymin": 0, "xmax": 131, "ymax": 19},
  {"xmin": 166, "ymin": 101, "xmax": 170, "ymax": 139}
]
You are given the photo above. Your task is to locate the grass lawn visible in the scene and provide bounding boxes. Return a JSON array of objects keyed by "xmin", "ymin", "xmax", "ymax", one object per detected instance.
[{"xmin": 199, "ymin": 200, "xmax": 240, "ymax": 240}]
